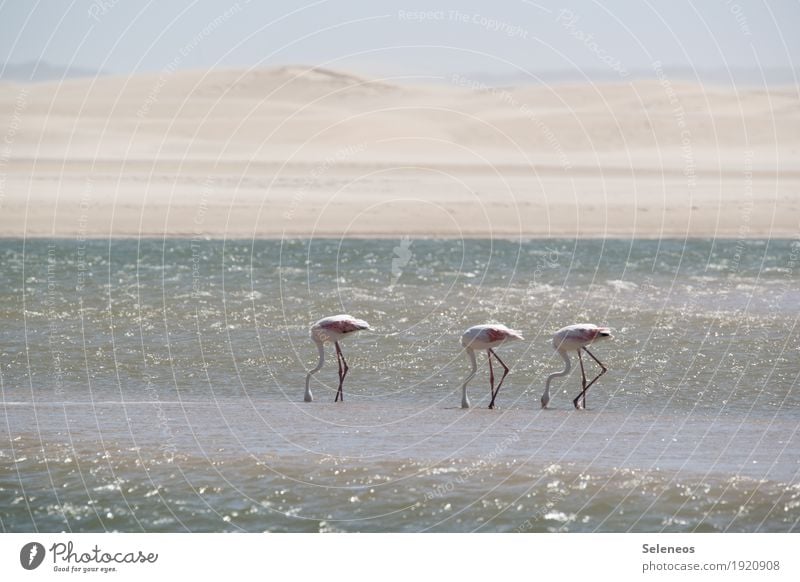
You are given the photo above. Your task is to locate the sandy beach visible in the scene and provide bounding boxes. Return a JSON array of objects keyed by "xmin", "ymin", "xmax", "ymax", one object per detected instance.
[{"xmin": 1, "ymin": 66, "xmax": 797, "ymax": 238}]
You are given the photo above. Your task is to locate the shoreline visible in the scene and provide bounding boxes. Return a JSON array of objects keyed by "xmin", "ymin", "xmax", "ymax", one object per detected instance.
[{"xmin": 2, "ymin": 233, "xmax": 796, "ymax": 240}]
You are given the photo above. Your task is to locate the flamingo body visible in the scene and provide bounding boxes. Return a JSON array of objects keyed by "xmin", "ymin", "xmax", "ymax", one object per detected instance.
[
  {"xmin": 552, "ymin": 323, "xmax": 612, "ymax": 352},
  {"xmin": 460, "ymin": 324, "xmax": 524, "ymax": 409},
  {"xmin": 311, "ymin": 314, "xmax": 370, "ymax": 343},
  {"xmin": 542, "ymin": 323, "xmax": 613, "ymax": 409},
  {"xmin": 461, "ymin": 324, "xmax": 524, "ymax": 350},
  {"xmin": 304, "ymin": 314, "xmax": 370, "ymax": 403}
]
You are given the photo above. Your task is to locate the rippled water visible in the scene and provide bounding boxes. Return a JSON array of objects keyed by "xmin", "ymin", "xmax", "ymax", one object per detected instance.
[{"xmin": 1, "ymin": 238, "xmax": 798, "ymax": 532}]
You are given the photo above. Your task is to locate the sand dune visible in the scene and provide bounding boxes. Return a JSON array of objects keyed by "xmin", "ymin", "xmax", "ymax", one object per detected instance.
[{"xmin": 1, "ymin": 66, "xmax": 797, "ymax": 238}]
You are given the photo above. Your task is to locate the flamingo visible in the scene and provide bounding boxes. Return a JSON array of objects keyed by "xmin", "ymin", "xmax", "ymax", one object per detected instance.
[
  {"xmin": 304, "ymin": 314, "xmax": 371, "ymax": 403},
  {"xmin": 460, "ymin": 324, "xmax": 524, "ymax": 409},
  {"xmin": 541, "ymin": 324, "xmax": 613, "ymax": 410}
]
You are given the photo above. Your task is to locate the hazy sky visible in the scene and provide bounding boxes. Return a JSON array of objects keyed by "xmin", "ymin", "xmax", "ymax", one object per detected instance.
[{"xmin": 1, "ymin": 0, "xmax": 798, "ymax": 81}]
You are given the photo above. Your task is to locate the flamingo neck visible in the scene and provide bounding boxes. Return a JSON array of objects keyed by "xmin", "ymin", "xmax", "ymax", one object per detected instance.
[
  {"xmin": 461, "ymin": 348, "xmax": 477, "ymax": 408},
  {"xmin": 304, "ymin": 340, "xmax": 325, "ymax": 402},
  {"xmin": 542, "ymin": 349, "xmax": 571, "ymax": 407}
]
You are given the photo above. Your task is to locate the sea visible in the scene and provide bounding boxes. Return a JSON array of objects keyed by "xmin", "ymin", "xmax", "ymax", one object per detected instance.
[{"xmin": 1, "ymin": 237, "xmax": 798, "ymax": 532}]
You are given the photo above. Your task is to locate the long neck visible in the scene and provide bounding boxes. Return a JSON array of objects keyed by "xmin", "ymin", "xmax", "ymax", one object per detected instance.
[
  {"xmin": 461, "ymin": 348, "xmax": 478, "ymax": 408},
  {"xmin": 542, "ymin": 349, "xmax": 571, "ymax": 406},
  {"xmin": 304, "ymin": 340, "xmax": 325, "ymax": 401}
]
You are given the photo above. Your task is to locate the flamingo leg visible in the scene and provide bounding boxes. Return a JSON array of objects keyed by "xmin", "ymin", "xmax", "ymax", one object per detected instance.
[
  {"xmin": 583, "ymin": 347, "xmax": 607, "ymax": 372},
  {"xmin": 334, "ymin": 341, "xmax": 349, "ymax": 402},
  {"xmin": 574, "ymin": 349, "xmax": 587, "ymax": 409},
  {"xmin": 487, "ymin": 349, "xmax": 510, "ymax": 409},
  {"xmin": 487, "ymin": 352, "xmax": 495, "ymax": 409},
  {"xmin": 334, "ymin": 342, "xmax": 343, "ymax": 402},
  {"xmin": 573, "ymin": 347, "xmax": 607, "ymax": 409}
]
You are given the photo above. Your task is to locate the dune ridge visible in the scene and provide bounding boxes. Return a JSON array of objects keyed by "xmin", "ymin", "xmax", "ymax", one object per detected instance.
[{"xmin": 1, "ymin": 66, "xmax": 797, "ymax": 238}]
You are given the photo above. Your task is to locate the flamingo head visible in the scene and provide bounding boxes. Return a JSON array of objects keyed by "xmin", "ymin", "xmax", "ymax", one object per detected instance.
[{"xmin": 540, "ymin": 393, "xmax": 550, "ymax": 409}]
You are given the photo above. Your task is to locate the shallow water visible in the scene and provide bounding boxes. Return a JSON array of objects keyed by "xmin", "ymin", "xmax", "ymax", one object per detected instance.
[{"xmin": 1, "ymin": 238, "xmax": 798, "ymax": 531}]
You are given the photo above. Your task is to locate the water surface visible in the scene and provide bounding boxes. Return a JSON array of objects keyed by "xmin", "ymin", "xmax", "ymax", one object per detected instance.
[{"xmin": 1, "ymin": 238, "xmax": 798, "ymax": 532}]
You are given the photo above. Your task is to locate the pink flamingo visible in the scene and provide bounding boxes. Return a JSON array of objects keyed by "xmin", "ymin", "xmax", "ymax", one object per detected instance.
[
  {"xmin": 304, "ymin": 314, "xmax": 371, "ymax": 403},
  {"xmin": 460, "ymin": 324, "xmax": 524, "ymax": 409},
  {"xmin": 541, "ymin": 324, "xmax": 613, "ymax": 410}
]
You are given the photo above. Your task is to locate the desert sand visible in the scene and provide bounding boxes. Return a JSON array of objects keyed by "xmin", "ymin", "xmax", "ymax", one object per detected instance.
[{"xmin": 0, "ymin": 66, "xmax": 797, "ymax": 238}]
